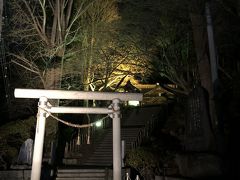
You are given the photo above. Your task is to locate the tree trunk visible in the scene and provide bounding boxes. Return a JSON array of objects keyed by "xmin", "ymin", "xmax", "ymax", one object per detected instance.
[
  {"xmin": 44, "ymin": 67, "xmax": 61, "ymax": 90},
  {"xmin": 189, "ymin": 2, "xmax": 218, "ymax": 151},
  {"xmin": 0, "ymin": 0, "xmax": 3, "ymax": 39},
  {"xmin": 43, "ymin": 60, "xmax": 62, "ymax": 150}
]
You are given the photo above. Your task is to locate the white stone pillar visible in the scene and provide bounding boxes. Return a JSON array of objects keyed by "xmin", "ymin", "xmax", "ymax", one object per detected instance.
[
  {"xmin": 112, "ymin": 99, "xmax": 121, "ymax": 180},
  {"xmin": 31, "ymin": 97, "xmax": 48, "ymax": 180},
  {"xmin": 121, "ymin": 140, "xmax": 126, "ymax": 167}
]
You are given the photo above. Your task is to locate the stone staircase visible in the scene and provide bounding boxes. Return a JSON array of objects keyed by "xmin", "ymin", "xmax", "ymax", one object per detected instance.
[
  {"xmin": 81, "ymin": 106, "xmax": 161, "ymax": 166},
  {"xmin": 56, "ymin": 168, "xmax": 112, "ymax": 180},
  {"xmin": 56, "ymin": 106, "xmax": 162, "ymax": 179},
  {"xmin": 83, "ymin": 128, "xmax": 142, "ymax": 166}
]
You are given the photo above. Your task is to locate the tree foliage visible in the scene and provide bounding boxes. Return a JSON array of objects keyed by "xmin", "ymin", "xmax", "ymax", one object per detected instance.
[
  {"xmin": 119, "ymin": 0, "xmax": 198, "ymax": 95},
  {"xmin": 6, "ymin": 0, "xmax": 240, "ymax": 106},
  {"xmin": 125, "ymin": 147, "xmax": 161, "ymax": 178},
  {"xmin": 7, "ymin": 0, "xmax": 152, "ymax": 93},
  {"xmin": 8, "ymin": 0, "xmax": 97, "ymax": 89}
]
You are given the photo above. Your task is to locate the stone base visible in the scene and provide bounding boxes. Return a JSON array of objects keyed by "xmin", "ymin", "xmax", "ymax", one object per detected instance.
[
  {"xmin": 0, "ymin": 170, "xmax": 31, "ymax": 180},
  {"xmin": 175, "ymin": 153, "xmax": 223, "ymax": 178}
]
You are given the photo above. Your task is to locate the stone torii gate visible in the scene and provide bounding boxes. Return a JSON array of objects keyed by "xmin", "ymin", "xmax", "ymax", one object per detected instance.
[{"xmin": 14, "ymin": 88, "xmax": 143, "ymax": 180}]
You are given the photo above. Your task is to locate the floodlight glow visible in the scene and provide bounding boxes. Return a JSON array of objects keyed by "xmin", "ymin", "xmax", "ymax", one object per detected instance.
[
  {"xmin": 128, "ymin": 100, "xmax": 140, "ymax": 106},
  {"xmin": 95, "ymin": 121, "xmax": 102, "ymax": 127}
]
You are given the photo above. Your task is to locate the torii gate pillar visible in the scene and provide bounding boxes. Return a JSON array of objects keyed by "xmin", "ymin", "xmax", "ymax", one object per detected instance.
[
  {"xmin": 31, "ymin": 97, "xmax": 48, "ymax": 180},
  {"xmin": 112, "ymin": 99, "xmax": 121, "ymax": 180}
]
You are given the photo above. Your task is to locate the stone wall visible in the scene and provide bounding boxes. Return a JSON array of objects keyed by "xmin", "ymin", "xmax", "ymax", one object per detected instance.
[{"xmin": 0, "ymin": 170, "xmax": 31, "ymax": 180}]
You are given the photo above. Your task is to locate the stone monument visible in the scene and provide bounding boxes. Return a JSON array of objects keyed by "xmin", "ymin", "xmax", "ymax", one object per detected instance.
[{"xmin": 17, "ymin": 139, "xmax": 33, "ymax": 165}]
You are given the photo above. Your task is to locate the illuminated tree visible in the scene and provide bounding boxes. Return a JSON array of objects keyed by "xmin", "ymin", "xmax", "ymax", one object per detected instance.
[
  {"xmin": 62, "ymin": 0, "xmax": 120, "ymax": 92},
  {"xmin": 119, "ymin": 0, "xmax": 197, "ymax": 95},
  {"xmin": 8, "ymin": 0, "xmax": 95, "ymax": 89},
  {"xmin": 61, "ymin": 0, "xmax": 152, "ymax": 93},
  {"xmin": 7, "ymin": 0, "xmax": 97, "ymax": 144}
]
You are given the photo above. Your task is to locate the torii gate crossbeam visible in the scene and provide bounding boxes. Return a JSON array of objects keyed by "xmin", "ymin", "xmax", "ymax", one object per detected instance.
[{"xmin": 14, "ymin": 89, "xmax": 143, "ymax": 180}]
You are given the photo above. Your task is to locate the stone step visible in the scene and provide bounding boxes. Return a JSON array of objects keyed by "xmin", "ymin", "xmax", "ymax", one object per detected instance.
[
  {"xmin": 56, "ymin": 169, "xmax": 108, "ymax": 180},
  {"xmin": 92, "ymin": 150, "xmax": 113, "ymax": 152},
  {"xmin": 57, "ymin": 173, "xmax": 106, "ymax": 178},
  {"xmin": 87, "ymin": 156, "xmax": 112, "ymax": 160},
  {"xmin": 57, "ymin": 169, "xmax": 106, "ymax": 173},
  {"xmin": 82, "ymin": 127, "xmax": 143, "ymax": 165},
  {"xmin": 79, "ymin": 107, "xmax": 163, "ymax": 166},
  {"xmin": 90, "ymin": 153, "xmax": 112, "ymax": 156},
  {"xmin": 86, "ymin": 156, "xmax": 113, "ymax": 159},
  {"xmin": 56, "ymin": 178, "xmax": 105, "ymax": 180},
  {"xmin": 83, "ymin": 161, "xmax": 112, "ymax": 165}
]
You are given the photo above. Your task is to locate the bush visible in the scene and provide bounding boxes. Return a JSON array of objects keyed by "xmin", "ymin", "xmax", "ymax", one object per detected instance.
[
  {"xmin": 125, "ymin": 147, "xmax": 161, "ymax": 178},
  {"xmin": 0, "ymin": 116, "xmax": 35, "ymax": 167}
]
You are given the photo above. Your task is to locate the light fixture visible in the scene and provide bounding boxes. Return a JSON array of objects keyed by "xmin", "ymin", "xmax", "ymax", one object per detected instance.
[
  {"xmin": 95, "ymin": 120, "xmax": 102, "ymax": 127},
  {"xmin": 128, "ymin": 100, "xmax": 140, "ymax": 106},
  {"xmin": 76, "ymin": 129, "xmax": 80, "ymax": 145}
]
